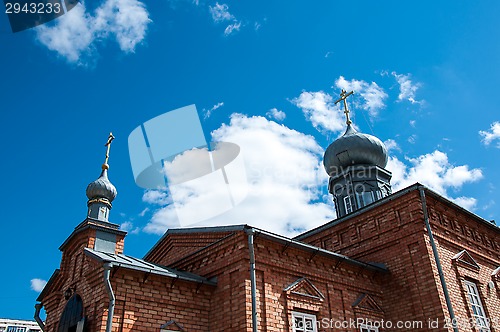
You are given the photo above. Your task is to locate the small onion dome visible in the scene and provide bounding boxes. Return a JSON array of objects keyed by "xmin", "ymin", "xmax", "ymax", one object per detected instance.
[
  {"xmin": 86, "ymin": 168, "xmax": 117, "ymax": 202},
  {"xmin": 323, "ymin": 124, "xmax": 388, "ymax": 176}
]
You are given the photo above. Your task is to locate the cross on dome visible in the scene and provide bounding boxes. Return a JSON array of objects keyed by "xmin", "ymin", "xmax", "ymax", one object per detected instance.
[{"xmin": 335, "ymin": 89, "xmax": 354, "ymax": 125}]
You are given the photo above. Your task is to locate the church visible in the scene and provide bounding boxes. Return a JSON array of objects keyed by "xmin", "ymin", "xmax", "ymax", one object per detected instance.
[{"xmin": 35, "ymin": 91, "xmax": 500, "ymax": 331}]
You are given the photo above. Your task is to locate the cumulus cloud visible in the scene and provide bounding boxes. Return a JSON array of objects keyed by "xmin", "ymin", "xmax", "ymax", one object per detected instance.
[
  {"xmin": 266, "ymin": 108, "xmax": 286, "ymax": 121},
  {"xmin": 334, "ymin": 76, "xmax": 388, "ymax": 117},
  {"xmin": 391, "ymin": 71, "xmax": 421, "ymax": 104},
  {"xmin": 203, "ymin": 102, "xmax": 224, "ymax": 119},
  {"xmin": 387, "ymin": 150, "xmax": 483, "ymax": 210},
  {"xmin": 143, "ymin": 190, "xmax": 170, "ymax": 205},
  {"xmin": 209, "ymin": 2, "xmax": 241, "ymax": 36},
  {"xmin": 479, "ymin": 121, "xmax": 500, "ymax": 147},
  {"xmin": 292, "ymin": 91, "xmax": 345, "ymax": 133},
  {"xmin": 30, "ymin": 278, "xmax": 47, "ymax": 292},
  {"xmin": 143, "ymin": 114, "xmax": 334, "ymax": 237},
  {"xmin": 35, "ymin": 0, "xmax": 151, "ymax": 64}
]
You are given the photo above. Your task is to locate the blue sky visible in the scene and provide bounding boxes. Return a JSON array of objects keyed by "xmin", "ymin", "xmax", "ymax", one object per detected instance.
[{"xmin": 1, "ymin": 0, "xmax": 500, "ymax": 320}]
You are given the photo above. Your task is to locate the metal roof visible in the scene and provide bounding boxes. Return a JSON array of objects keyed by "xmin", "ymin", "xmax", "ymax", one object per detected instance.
[{"xmin": 84, "ymin": 248, "xmax": 216, "ymax": 286}]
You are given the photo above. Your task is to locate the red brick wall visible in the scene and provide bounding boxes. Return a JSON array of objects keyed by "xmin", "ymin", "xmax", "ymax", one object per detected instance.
[
  {"xmin": 299, "ymin": 190, "xmax": 448, "ymax": 330},
  {"xmin": 110, "ymin": 270, "xmax": 213, "ymax": 331},
  {"xmin": 158, "ymin": 231, "xmax": 386, "ymax": 331},
  {"xmin": 426, "ymin": 194, "xmax": 500, "ymax": 331},
  {"xmin": 299, "ymin": 188, "xmax": 500, "ymax": 331},
  {"xmin": 43, "ymin": 228, "xmax": 109, "ymax": 332}
]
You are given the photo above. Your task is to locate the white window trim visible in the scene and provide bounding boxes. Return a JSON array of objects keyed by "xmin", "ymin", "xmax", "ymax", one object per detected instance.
[
  {"xmin": 344, "ymin": 196, "xmax": 353, "ymax": 214},
  {"xmin": 464, "ymin": 280, "xmax": 490, "ymax": 331},
  {"xmin": 359, "ymin": 324, "xmax": 379, "ymax": 332},
  {"xmin": 291, "ymin": 311, "xmax": 317, "ymax": 332}
]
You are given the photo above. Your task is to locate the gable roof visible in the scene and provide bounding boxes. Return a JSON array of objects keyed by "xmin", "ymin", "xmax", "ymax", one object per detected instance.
[
  {"xmin": 284, "ymin": 277, "xmax": 325, "ymax": 300},
  {"xmin": 452, "ymin": 249, "xmax": 480, "ymax": 270},
  {"xmin": 352, "ymin": 293, "xmax": 383, "ymax": 313},
  {"xmin": 84, "ymin": 248, "xmax": 216, "ymax": 286}
]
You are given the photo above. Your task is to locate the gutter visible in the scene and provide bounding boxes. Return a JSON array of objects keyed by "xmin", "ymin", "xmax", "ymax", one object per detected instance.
[
  {"xmin": 246, "ymin": 228, "xmax": 258, "ymax": 332},
  {"xmin": 103, "ymin": 263, "xmax": 115, "ymax": 332},
  {"xmin": 419, "ymin": 187, "xmax": 458, "ymax": 332},
  {"xmin": 34, "ymin": 303, "xmax": 45, "ymax": 332}
]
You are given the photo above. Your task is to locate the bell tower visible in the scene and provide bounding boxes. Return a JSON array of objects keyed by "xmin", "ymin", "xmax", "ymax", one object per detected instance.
[{"xmin": 323, "ymin": 90, "xmax": 392, "ymax": 218}]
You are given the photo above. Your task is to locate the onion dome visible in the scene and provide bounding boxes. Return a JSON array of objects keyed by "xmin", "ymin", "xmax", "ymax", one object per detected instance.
[
  {"xmin": 323, "ymin": 124, "xmax": 388, "ymax": 176},
  {"xmin": 86, "ymin": 167, "xmax": 117, "ymax": 203}
]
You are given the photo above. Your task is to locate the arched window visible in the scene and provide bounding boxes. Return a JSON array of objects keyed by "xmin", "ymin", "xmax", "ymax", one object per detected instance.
[{"xmin": 58, "ymin": 294, "xmax": 85, "ymax": 332}]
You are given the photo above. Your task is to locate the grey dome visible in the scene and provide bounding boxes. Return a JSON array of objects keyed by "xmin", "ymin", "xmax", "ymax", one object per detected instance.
[
  {"xmin": 86, "ymin": 169, "xmax": 117, "ymax": 202},
  {"xmin": 323, "ymin": 124, "xmax": 388, "ymax": 176}
]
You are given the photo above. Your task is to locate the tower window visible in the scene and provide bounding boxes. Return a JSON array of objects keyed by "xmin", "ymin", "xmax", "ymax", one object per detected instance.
[
  {"xmin": 344, "ymin": 196, "xmax": 353, "ymax": 214},
  {"xmin": 356, "ymin": 191, "xmax": 375, "ymax": 208},
  {"xmin": 464, "ymin": 281, "xmax": 490, "ymax": 331}
]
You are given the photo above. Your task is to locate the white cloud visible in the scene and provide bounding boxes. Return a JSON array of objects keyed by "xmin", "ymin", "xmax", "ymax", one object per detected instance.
[
  {"xmin": 392, "ymin": 72, "xmax": 421, "ymax": 104},
  {"xmin": 36, "ymin": 4, "xmax": 94, "ymax": 63},
  {"xmin": 139, "ymin": 207, "xmax": 149, "ymax": 217},
  {"xmin": 93, "ymin": 0, "xmax": 151, "ymax": 53},
  {"xmin": 224, "ymin": 22, "xmax": 241, "ymax": 36},
  {"xmin": 143, "ymin": 114, "xmax": 335, "ymax": 237},
  {"xmin": 120, "ymin": 221, "xmax": 140, "ymax": 234},
  {"xmin": 209, "ymin": 2, "xmax": 233, "ymax": 22},
  {"xmin": 266, "ymin": 108, "xmax": 286, "ymax": 121},
  {"xmin": 208, "ymin": 2, "xmax": 241, "ymax": 36},
  {"xmin": 408, "ymin": 134, "xmax": 417, "ymax": 144},
  {"xmin": 384, "ymin": 139, "xmax": 400, "ymax": 152},
  {"xmin": 292, "ymin": 91, "xmax": 345, "ymax": 133},
  {"xmin": 35, "ymin": 0, "xmax": 151, "ymax": 64},
  {"xmin": 479, "ymin": 121, "xmax": 500, "ymax": 147},
  {"xmin": 30, "ymin": 279, "xmax": 47, "ymax": 292},
  {"xmin": 334, "ymin": 76, "xmax": 388, "ymax": 117},
  {"xmin": 387, "ymin": 150, "xmax": 483, "ymax": 210},
  {"xmin": 143, "ymin": 190, "xmax": 170, "ymax": 205},
  {"xmin": 203, "ymin": 102, "xmax": 224, "ymax": 118}
]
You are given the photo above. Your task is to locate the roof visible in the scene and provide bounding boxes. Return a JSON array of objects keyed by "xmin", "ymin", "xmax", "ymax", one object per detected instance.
[
  {"xmin": 147, "ymin": 224, "xmax": 388, "ymax": 273},
  {"xmin": 36, "ymin": 269, "xmax": 60, "ymax": 302},
  {"xmin": 59, "ymin": 218, "xmax": 127, "ymax": 251},
  {"xmin": 144, "ymin": 224, "xmax": 247, "ymax": 259},
  {"xmin": 84, "ymin": 248, "xmax": 216, "ymax": 286},
  {"xmin": 295, "ymin": 183, "xmax": 499, "ymax": 241}
]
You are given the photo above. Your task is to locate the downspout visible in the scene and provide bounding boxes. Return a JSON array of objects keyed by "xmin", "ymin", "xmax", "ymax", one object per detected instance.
[
  {"xmin": 419, "ymin": 187, "xmax": 458, "ymax": 332},
  {"xmin": 103, "ymin": 263, "xmax": 115, "ymax": 332},
  {"xmin": 246, "ymin": 228, "xmax": 258, "ymax": 332},
  {"xmin": 34, "ymin": 303, "xmax": 45, "ymax": 332}
]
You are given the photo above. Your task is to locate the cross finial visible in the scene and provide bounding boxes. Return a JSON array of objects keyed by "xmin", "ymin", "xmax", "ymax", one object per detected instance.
[
  {"xmin": 102, "ymin": 132, "xmax": 115, "ymax": 170},
  {"xmin": 334, "ymin": 89, "xmax": 354, "ymax": 125}
]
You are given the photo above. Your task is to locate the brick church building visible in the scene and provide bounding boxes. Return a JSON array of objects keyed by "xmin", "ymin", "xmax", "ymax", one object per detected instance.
[{"xmin": 35, "ymin": 93, "xmax": 500, "ymax": 331}]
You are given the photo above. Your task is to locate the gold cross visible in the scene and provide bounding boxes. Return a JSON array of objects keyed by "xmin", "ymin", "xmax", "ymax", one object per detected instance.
[
  {"xmin": 102, "ymin": 132, "xmax": 115, "ymax": 170},
  {"xmin": 334, "ymin": 89, "xmax": 354, "ymax": 125}
]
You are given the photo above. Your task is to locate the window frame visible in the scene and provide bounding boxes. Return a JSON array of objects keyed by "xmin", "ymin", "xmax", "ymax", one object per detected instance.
[
  {"xmin": 291, "ymin": 311, "xmax": 317, "ymax": 332},
  {"xmin": 464, "ymin": 280, "xmax": 490, "ymax": 332},
  {"xmin": 344, "ymin": 195, "xmax": 353, "ymax": 214},
  {"xmin": 355, "ymin": 191, "xmax": 375, "ymax": 208},
  {"xmin": 359, "ymin": 324, "xmax": 379, "ymax": 332}
]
